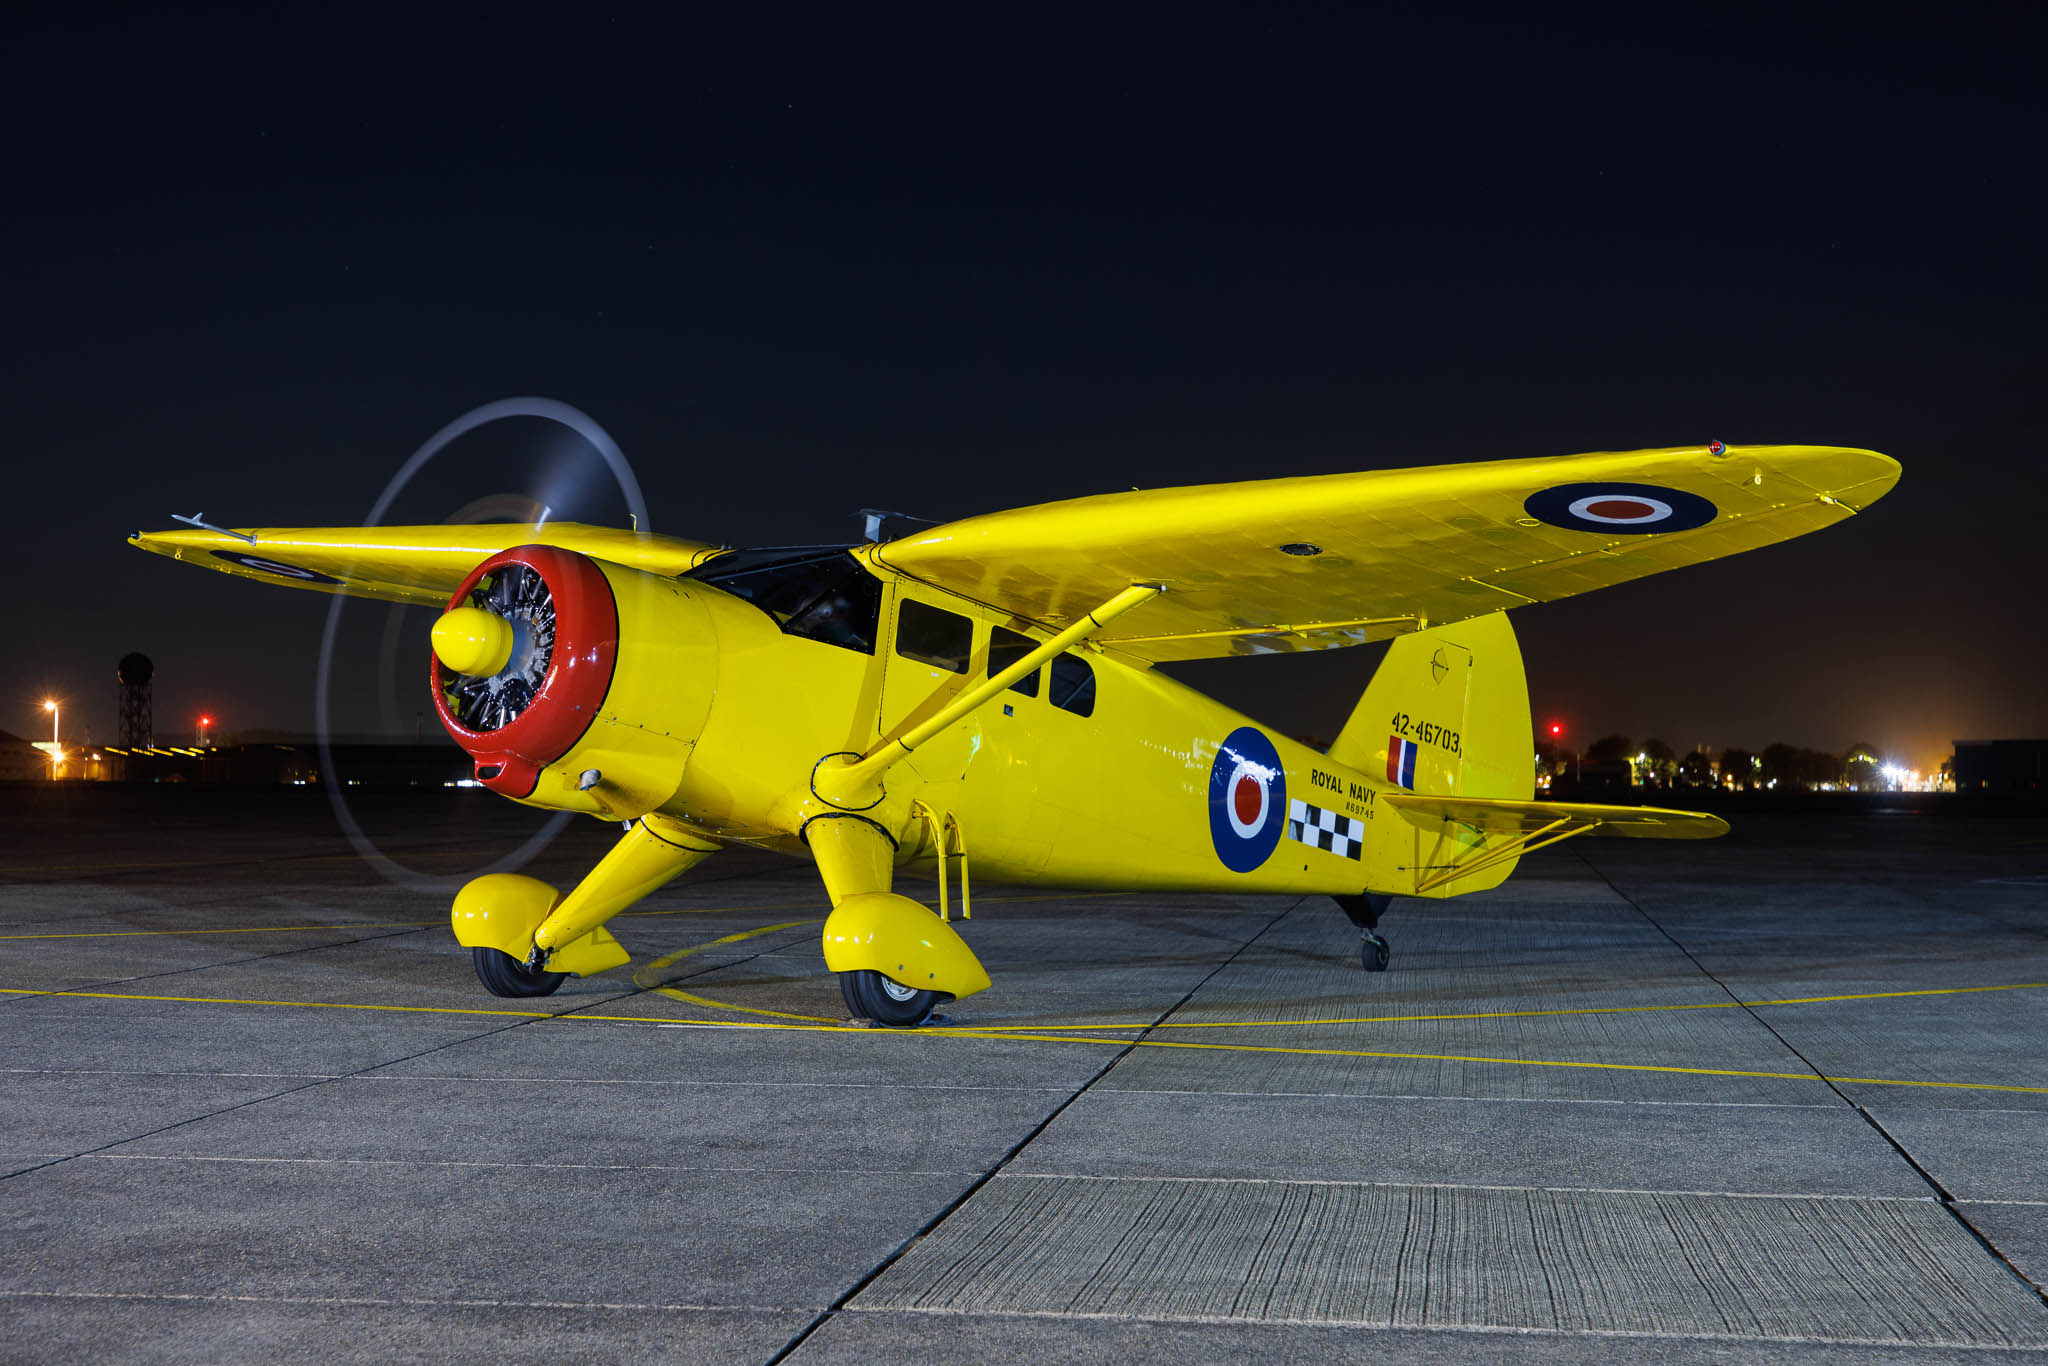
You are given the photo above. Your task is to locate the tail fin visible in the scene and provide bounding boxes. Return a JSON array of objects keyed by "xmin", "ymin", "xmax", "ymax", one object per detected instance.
[{"xmin": 1328, "ymin": 612, "xmax": 1533, "ymax": 801}]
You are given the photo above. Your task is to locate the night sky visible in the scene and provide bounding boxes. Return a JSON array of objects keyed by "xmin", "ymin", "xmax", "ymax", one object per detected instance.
[{"xmin": 8, "ymin": 7, "xmax": 2044, "ymax": 773}]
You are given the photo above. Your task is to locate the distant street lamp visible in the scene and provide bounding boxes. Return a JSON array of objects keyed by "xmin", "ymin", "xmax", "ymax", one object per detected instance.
[{"xmin": 43, "ymin": 698, "xmax": 58, "ymax": 746}]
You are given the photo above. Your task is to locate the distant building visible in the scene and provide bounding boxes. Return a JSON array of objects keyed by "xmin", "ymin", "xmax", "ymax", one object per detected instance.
[
  {"xmin": 0, "ymin": 729, "xmax": 48, "ymax": 781},
  {"xmin": 1952, "ymin": 740, "xmax": 2047, "ymax": 795},
  {"xmin": 32, "ymin": 742, "xmax": 115, "ymax": 781},
  {"xmin": 96, "ymin": 742, "xmax": 470, "ymax": 786},
  {"xmin": 1549, "ymin": 758, "xmax": 1634, "ymax": 796}
]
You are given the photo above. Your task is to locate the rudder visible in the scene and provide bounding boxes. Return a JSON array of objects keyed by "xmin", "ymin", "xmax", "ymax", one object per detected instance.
[{"xmin": 1327, "ymin": 612, "xmax": 1533, "ymax": 802}]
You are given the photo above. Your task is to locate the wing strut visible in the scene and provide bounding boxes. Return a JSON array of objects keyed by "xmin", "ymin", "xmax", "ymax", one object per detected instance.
[
  {"xmin": 1408, "ymin": 815, "xmax": 1593, "ymax": 893},
  {"xmin": 1384, "ymin": 793, "xmax": 1728, "ymax": 894},
  {"xmin": 812, "ymin": 582, "xmax": 1163, "ymax": 810}
]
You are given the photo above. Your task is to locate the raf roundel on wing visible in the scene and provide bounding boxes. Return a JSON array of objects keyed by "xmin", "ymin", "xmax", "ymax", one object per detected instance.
[
  {"xmin": 1209, "ymin": 726, "xmax": 1287, "ymax": 873},
  {"xmin": 1523, "ymin": 482, "xmax": 1718, "ymax": 535},
  {"xmin": 208, "ymin": 548, "xmax": 343, "ymax": 584}
]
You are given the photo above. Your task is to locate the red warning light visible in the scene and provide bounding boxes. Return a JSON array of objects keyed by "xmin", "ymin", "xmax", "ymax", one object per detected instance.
[
  {"xmin": 1548, "ymin": 722, "xmax": 1563, "ymax": 737},
  {"xmin": 199, "ymin": 715, "xmax": 214, "ymax": 726}
]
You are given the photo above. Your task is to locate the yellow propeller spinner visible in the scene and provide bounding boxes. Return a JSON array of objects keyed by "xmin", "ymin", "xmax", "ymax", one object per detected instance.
[{"xmin": 431, "ymin": 606, "xmax": 514, "ymax": 677}]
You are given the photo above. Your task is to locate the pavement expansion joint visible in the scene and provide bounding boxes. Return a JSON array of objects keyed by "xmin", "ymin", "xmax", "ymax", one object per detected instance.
[
  {"xmin": 74, "ymin": 1152, "xmax": 984, "ymax": 1178},
  {"xmin": 0, "ymin": 1289, "xmax": 798, "ymax": 1314}
]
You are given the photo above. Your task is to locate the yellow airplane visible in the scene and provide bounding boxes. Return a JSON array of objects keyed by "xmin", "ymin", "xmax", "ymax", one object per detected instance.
[{"xmin": 132, "ymin": 442, "xmax": 1898, "ymax": 1024}]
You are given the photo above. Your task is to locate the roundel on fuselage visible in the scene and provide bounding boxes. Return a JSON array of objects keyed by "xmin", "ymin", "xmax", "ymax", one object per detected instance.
[{"xmin": 1208, "ymin": 726, "xmax": 1286, "ymax": 873}]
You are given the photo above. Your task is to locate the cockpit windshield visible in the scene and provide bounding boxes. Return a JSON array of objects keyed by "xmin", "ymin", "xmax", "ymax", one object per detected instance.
[{"xmin": 683, "ymin": 546, "xmax": 883, "ymax": 655}]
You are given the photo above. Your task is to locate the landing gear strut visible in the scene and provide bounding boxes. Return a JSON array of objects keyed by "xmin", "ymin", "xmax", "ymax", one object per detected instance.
[{"xmin": 1332, "ymin": 892, "xmax": 1395, "ymax": 974}]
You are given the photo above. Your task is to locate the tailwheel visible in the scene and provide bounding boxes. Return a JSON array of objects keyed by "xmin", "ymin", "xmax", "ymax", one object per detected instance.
[
  {"xmin": 840, "ymin": 969, "xmax": 940, "ymax": 1027},
  {"xmin": 472, "ymin": 947, "xmax": 567, "ymax": 998},
  {"xmin": 1360, "ymin": 930, "xmax": 1391, "ymax": 973}
]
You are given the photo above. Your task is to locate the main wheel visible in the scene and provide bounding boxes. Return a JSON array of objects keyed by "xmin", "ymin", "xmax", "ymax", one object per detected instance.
[
  {"xmin": 1360, "ymin": 930, "xmax": 1390, "ymax": 973},
  {"xmin": 472, "ymin": 947, "xmax": 567, "ymax": 998},
  {"xmin": 840, "ymin": 969, "xmax": 939, "ymax": 1027}
]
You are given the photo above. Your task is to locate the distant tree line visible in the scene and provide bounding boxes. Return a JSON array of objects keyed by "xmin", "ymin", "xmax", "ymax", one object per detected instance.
[{"xmin": 1536, "ymin": 736, "xmax": 1888, "ymax": 791}]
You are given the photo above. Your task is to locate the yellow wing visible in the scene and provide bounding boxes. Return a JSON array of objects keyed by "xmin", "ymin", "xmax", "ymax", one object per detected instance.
[
  {"xmin": 1385, "ymin": 794, "xmax": 1729, "ymax": 840},
  {"xmin": 874, "ymin": 443, "xmax": 1898, "ymax": 662},
  {"xmin": 128, "ymin": 523, "xmax": 724, "ymax": 606}
]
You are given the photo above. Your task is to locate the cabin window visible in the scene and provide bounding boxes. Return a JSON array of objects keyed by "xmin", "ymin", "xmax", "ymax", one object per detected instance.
[
  {"xmin": 684, "ymin": 546, "xmax": 883, "ymax": 654},
  {"xmin": 987, "ymin": 626, "xmax": 1041, "ymax": 697},
  {"xmin": 1048, "ymin": 653, "xmax": 1096, "ymax": 717},
  {"xmin": 896, "ymin": 599, "xmax": 972, "ymax": 673}
]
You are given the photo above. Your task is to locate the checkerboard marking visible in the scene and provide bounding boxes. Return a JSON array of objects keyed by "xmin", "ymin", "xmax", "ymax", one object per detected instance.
[{"xmin": 1288, "ymin": 798, "xmax": 1365, "ymax": 860}]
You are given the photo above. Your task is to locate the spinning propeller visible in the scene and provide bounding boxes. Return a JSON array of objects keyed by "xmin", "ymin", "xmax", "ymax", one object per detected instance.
[{"xmin": 311, "ymin": 397, "xmax": 652, "ymax": 887}]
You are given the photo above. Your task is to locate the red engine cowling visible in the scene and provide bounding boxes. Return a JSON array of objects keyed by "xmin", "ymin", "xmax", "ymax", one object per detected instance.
[
  {"xmin": 433, "ymin": 545, "xmax": 619, "ymax": 799},
  {"xmin": 431, "ymin": 545, "xmax": 715, "ymax": 813}
]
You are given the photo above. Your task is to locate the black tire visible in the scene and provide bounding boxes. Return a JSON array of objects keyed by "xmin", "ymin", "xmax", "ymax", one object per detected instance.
[
  {"xmin": 472, "ymin": 947, "xmax": 567, "ymax": 998},
  {"xmin": 840, "ymin": 969, "xmax": 939, "ymax": 1027},
  {"xmin": 1360, "ymin": 931, "xmax": 1391, "ymax": 973}
]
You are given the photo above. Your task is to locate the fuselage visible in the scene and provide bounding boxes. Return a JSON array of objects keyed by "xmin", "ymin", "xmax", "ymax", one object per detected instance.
[{"xmin": 652, "ymin": 546, "xmax": 1403, "ymax": 898}]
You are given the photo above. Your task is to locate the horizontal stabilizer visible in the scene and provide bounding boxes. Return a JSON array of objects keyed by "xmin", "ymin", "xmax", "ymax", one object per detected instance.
[{"xmin": 1385, "ymin": 794, "xmax": 1728, "ymax": 840}]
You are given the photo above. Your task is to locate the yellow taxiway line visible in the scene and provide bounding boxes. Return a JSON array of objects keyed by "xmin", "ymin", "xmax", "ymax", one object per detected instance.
[
  {"xmin": 918, "ymin": 1027, "xmax": 2048, "ymax": 1096},
  {"xmin": 0, "ymin": 986, "xmax": 564, "ymax": 1021},
  {"xmin": 4, "ymin": 980, "xmax": 2045, "ymax": 1097},
  {"xmin": 0, "ymin": 923, "xmax": 439, "ymax": 941},
  {"xmin": 7, "ymin": 899, "xmax": 2042, "ymax": 1098},
  {"xmin": 960, "ymin": 981, "xmax": 2048, "ymax": 1033},
  {"xmin": 0, "ymin": 985, "xmax": 848, "ymax": 1030},
  {"xmin": 0, "ymin": 890, "xmax": 1121, "ymax": 942},
  {"xmin": 633, "ymin": 920, "xmax": 840, "ymax": 1023}
]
